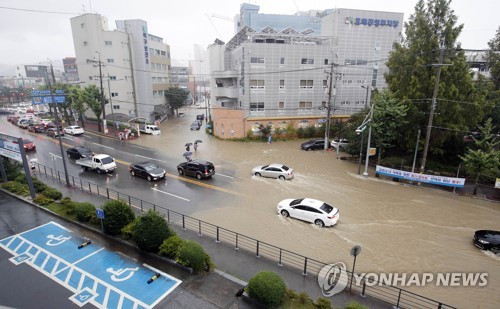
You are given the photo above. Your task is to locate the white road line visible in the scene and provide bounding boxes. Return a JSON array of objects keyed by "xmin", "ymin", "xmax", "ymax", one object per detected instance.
[
  {"xmin": 49, "ymin": 152, "xmax": 62, "ymax": 159},
  {"xmin": 129, "ymin": 144, "xmax": 151, "ymax": 150},
  {"xmin": 151, "ymin": 188, "xmax": 189, "ymax": 201},
  {"xmin": 93, "ymin": 143, "xmax": 113, "ymax": 150},
  {"xmin": 215, "ymin": 173, "xmax": 234, "ymax": 179},
  {"xmin": 135, "ymin": 154, "xmax": 168, "ymax": 164}
]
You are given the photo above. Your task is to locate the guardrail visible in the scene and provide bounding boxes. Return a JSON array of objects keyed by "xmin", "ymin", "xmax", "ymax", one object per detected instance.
[{"xmin": 31, "ymin": 163, "xmax": 457, "ymax": 309}]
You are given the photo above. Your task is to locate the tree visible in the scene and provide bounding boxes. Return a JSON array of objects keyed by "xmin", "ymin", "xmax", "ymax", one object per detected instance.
[
  {"xmin": 371, "ymin": 90, "xmax": 409, "ymax": 164},
  {"xmin": 460, "ymin": 118, "xmax": 500, "ymax": 195},
  {"xmin": 164, "ymin": 86, "xmax": 189, "ymax": 116},
  {"xmin": 385, "ymin": 0, "xmax": 488, "ymax": 162},
  {"xmin": 81, "ymin": 85, "xmax": 103, "ymax": 132},
  {"xmin": 485, "ymin": 27, "xmax": 500, "ymax": 128},
  {"xmin": 102, "ymin": 200, "xmax": 135, "ymax": 235}
]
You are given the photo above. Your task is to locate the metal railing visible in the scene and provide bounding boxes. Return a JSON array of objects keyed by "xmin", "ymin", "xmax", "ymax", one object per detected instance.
[{"xmin": 30, "ymin": 163, "xmax": 456, "ymax": 309}]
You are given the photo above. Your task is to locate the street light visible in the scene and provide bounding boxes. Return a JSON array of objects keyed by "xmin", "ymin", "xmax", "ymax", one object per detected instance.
[{"xmin": 355, "ymin": 101, "xmax": 375, "ymax": 176}]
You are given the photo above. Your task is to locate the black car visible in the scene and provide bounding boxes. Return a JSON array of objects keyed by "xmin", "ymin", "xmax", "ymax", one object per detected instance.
[
  {"xmin": 473, "ymin": 230, "xmax": 500, "ymax": 253},
  {"xmin": 66, "ymin": 146, "xmax": 94, "ymax": 159},
  {"xmin": 177, "ymin": 159, "xmax": 215, "ymax": 180},
  {"xmin": 46, "ymin": 128, "xmax": 64, "ymax": 137},
  {"xmin": 28, "ymin": 123, "xmax": 47, "ymax": 133},
  {"xmin": 190, "ymin": 121, "xmax": 201, "ymax": 130},
  {"xmin": 300, "ymin": 139, "xmax": 326, "ymax": 151},
  {"xmin": 129, "ymin": 162, "xmax": 166, "ymax": 181}
]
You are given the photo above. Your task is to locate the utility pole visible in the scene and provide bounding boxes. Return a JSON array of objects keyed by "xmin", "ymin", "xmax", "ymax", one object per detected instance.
[
  {"xmin": 87, "ymin": 52, "xmax": 106, "ymax": 132},
  {"xmin": 47, "ymin": 59, "xmax": 56, "ymax": 84},
  {"xmin": 324, "ymin": 63, "xmax": 340, "ymax": 150},
  {"xmin": 420, "ymin": 47, "xmax": 445, "ymax": 173},
  {"xmin": 358, "ymin": 85, "xmax": 372, "ymax": 174}
]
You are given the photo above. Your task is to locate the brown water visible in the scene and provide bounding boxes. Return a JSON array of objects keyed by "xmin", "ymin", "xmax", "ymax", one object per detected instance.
[{"xmin": 135, "ymin": 109, "xmax": 500, "ymax": 308}]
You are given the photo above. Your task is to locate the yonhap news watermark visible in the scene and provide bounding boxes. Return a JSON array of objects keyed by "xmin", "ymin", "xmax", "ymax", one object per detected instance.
[{"xmin": 318, "ymin": 263, "xmax": 488, "ymax": 296}]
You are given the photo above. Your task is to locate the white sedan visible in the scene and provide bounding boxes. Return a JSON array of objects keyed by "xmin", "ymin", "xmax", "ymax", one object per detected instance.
[
  {"xmin": 64, "ymin": 125, "xmax": 85, "ymax": 135},
  {"xmin": 252, "ymin": 163, "xmax": 294, "ymax": 180},
  {"xmin": 277, "ymin": 198, "xmax": 339, "ymax": 227},
  {"xmin": 330, "ymin": 138, "xmax": 350, "ymax": 150}
]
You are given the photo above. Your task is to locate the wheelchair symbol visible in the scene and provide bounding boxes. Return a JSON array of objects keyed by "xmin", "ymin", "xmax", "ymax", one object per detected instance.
[
  {"xmin": 106, "ymin": 267, "xmax": 139, "ymax": 282},
  {"xmin": 46, "ymin": 234, "xmax": 72, "ymax": 246}
]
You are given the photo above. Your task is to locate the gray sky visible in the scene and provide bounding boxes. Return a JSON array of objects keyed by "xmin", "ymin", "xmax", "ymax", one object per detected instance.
[{"xmin": 0, "ymin": 0, "xmax": 497, "ymax": 70}]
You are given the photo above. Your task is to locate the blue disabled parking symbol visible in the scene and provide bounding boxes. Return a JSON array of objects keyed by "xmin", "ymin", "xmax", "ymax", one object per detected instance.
[{"xmin": 69, "ymin": 288, "xmax": 96, "ymax": 307}]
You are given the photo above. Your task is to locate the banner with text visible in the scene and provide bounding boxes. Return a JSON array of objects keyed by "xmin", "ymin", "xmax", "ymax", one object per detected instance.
[{"xmin": 376, "ymin": 165, "xmax": 465, "ymax": 188}]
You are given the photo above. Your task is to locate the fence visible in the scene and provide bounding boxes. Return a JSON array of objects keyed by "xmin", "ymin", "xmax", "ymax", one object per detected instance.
[{"xmin": 31, "ymin": 162, "xmax": 456, "ymax": 309}]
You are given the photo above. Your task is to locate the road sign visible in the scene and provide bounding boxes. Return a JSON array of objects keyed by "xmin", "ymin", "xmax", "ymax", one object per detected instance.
[
  {"xmin": 31, "ymin": 89, "xmax": 66, "ymax": 105},
  {"xmin": 96, "ymin": 208, "xmax": 105, "ymax": 219},
  {"xmin": 369, "ymin": 147, "xmax": 376, "ymax": 156}
]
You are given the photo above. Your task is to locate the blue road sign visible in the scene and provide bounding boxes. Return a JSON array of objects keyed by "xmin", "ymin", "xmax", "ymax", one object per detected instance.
[{"xmin": 96, "ymin": 208, "xmax": 105, "ymax": 219}]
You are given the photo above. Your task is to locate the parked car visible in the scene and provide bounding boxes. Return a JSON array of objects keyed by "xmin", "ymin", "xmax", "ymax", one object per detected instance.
[
  {"xmin": 473, "ymin": 230, "xmax": 500, "ymax": 253},
  {"xmin": 13, "ymin": 138, "xmax": 36, "ymax": 152},
  {"xmin": 46, "ymin": 128, "xmax": 64, "ymax": 138},
  {"xmin": 63, "ymin": 125, "xmax": 85, "ymax": 135},
  {"xmin": 300, "ymin": 139, "xmax": 326, "ymax": 151},
  {"xmin": 252, "ymin": 163, "xmax": 294, "ymax": 180},
  {"xmin": 277, "ymin": 198, "xmax": 339, "ymax": 228},
  {"xmin": 129, "ymin": 161, "xmax": 166, "ymax": 181},
  {"xmin": 190, "ymin": 121, "xmax": 201, "ymax": 130},
  {"xmin": 46, "ymin": 122, "xmax": 63, "ymax": 130},
  {"xmin": 66, "ymin": 146, "xmax": 94, "ymax": 159},
  {"xmin": 196, "ymin": 114, "xmax": 205, "ymax": 121},
  {"xmin": 331, "ymin": 138, "xmax": 350, "ymax": 150},
  {"xmin": 177, "ymin": 159, "xmax": 215, "ymax": 180},
  {"xmin": 17, "ymin": 119, "xmax": 30, "ymax": 129}
]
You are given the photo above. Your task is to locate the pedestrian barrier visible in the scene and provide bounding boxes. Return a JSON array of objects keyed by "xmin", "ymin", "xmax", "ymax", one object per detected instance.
[{"xmin": 30, "ymin": 162, "xmax": 456, "ymax": 309}]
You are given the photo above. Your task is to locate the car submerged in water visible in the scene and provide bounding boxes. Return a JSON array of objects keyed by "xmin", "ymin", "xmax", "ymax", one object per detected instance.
[{"xmin": 473, "ymin": 230, "xmax": 500, "ymax": 253}]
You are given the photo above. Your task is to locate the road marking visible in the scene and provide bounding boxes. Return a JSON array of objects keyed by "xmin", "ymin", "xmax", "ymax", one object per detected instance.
[
  {"xmin": 151, "ymin": 188, "xmax": 190, "ymax": 201},
  {"xmin": 49, "ymin": 152, "xmax": 62, "ymax": 159},
  {"xmin": 215, "ymin": 173, "xmax": 234, "ymax": 179},
  {"xmin": 134, "ymin": 155, "xmax": 169, "ymax": 164},
  {"xmin": 129, "ymin": 144, "xmax": 151, "ymax": 150},
  {"xmin": 93, "ymin": 143, "xmax": 113, "ymax": 150}
]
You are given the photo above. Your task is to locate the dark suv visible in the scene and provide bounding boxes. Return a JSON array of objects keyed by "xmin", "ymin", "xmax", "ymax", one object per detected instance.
[{"xmin": 177, "ymin": 159, "xmax": 215, "ymax": 180}]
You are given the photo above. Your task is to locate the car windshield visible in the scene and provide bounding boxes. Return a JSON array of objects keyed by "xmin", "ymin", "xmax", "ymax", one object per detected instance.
[
  {"xmin": 73, "ymin": 126, "xmax": 82, "ymax": 129},
  {"xmin": 101, "ymin": 157, "xmax": 114, "ymax": 164},
  {"xmin": 290, "ymin": 198, "xmax": 304, "ymax": 206},
  {"xmin": 143, "ymin": 163, "xmax": 158, "ymax": 171},
  {"xmin": 261, "ymin": 165, "xmax": 269, "ymax": 169},
  {"xmin": 320, "ymin": 203, "xmax": 334, "ymax": 214},
  {"xmin": 282, "ymin": 165, "xmax": 290, "ymax": 171}
]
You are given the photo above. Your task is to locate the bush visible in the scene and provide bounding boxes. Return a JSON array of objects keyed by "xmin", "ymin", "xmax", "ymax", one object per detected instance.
[
  {"xmin": 247, "ymin": 271, "xmax": 286, "ymax": 307},
  {"xmin": 315, "ymin": 297, "xmax": 332, "ymax": 309},
  {"xmin": 176, "ymin": 240, "xmax": 210, "ymax": 272},
  {"xmin": 14, "ymin": 175, "xmax": 48, "ymax": 193},
  {"xmin": 344, "ymin": 301, "xmax": 368, "ymax": 309},
  {"xmin": 102, "ymin": 200, "xmax": 135, "ymax": 235},
  {"xmin": 3, "ymin": 159, "xmax": 22, "ymax": 180},
  {"xmin": 159, "ymin": 235, "xmax": 184, "ymax": 259},
  {"xmin": 61, "ymin": 197, "xmax": 78, "ymax": 215},
  {"xmin": 74, "ymin": 202, "xmax": 96, "ymax": 222},
  {"xmin": 1, "ymin": 181, "xmax": 30, "ymax": 196},
  {"xmin": 132, "ymin": 209, "xmax": 173, "ymax": 252},
  {"xmin": 33, "ymin": 194, "xmax": 54, "ymax": 206},
  {"xmin": 121, "ymin": 219, "xmax": 138, "ymax": 240},
  {"xmin": 42, "ymin": 187, "xmax": 62, "ymax": 200}
]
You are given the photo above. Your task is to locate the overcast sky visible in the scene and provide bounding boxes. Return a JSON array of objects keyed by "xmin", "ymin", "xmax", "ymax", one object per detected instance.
[{"xmin": 0, "ymin": 0, "xmax": 497, "ymax": 71}]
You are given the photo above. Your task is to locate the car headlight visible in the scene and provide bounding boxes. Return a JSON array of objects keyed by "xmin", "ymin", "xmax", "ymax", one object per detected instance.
[{"xmin": 478, "ymin": 239, "xmax": 489, "ymax": 244}]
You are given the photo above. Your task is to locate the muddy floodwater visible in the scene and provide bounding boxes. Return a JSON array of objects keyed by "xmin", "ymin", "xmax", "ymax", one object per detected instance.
[{"xmin": 135, "ymin": 109, "xmax": 500, "ymax": 308}]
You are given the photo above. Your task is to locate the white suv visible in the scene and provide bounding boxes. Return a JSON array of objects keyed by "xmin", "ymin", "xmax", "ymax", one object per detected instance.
[{"xmin": 331, "ymin": 138, "xmax": 350, "ymax": 150}]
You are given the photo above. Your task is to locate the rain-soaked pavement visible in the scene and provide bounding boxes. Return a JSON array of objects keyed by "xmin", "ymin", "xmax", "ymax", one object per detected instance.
[{"xmin": 130, "ymin": 107, "xmax": 500, "ymax": 308}]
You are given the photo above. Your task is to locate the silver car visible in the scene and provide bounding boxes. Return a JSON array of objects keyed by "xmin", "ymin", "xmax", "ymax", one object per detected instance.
[{"xmin": 252, "ymin": 163, "xmax": 294, "ymax": 180}]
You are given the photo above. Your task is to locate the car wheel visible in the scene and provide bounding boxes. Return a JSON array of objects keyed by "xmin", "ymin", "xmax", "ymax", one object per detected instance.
[
  {"xmin": 280, "ymin": 210, "xmax": 290, "ymax": 218},
  {"xmin": 196, "ymin": 173, "xmax": 203, "ymax": 180},
  {"xmin": 131, "ymin": 171, "xmax": 135, "ymax": 176},
  {"xmin": 279, "ymin": 175, "xmax": 285, "ymax": 180},
  {"xmin": 255, "ymin": 172, "xmax": 261, "ymax": 177},
  {"xmin": 178, "ymin": 168, "xmax": 184, "ymax": 175},
  {"xmin": 96, "ymin": 168, "xmax": 102, "ymax": 174},
  {"xmin": 147, "ymin": 176, "xmax": 152, "ymax": 181},
  {"xmin": 82, "ymin": 166, "xmax": 88, "ymax": 171},
  {"xmin": 306, "ymin": 148, "xmax": 311, "ymax": 151},
  {"xmin": 314, "ymin": 219, "xmax": 325, "ymax": 228}
]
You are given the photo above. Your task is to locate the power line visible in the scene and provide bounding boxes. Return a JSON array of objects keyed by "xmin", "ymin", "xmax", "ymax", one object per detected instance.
[{"xmin": 0, "ymin": 6, "xmax": 79, "ymax": 15}]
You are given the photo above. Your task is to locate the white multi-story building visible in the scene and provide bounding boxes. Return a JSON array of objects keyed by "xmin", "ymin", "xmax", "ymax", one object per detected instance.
[
  {"xmin": 208, "ymin": 7, "xmax": 403, "ymax": 139},
  {"xmin": 70, "ymin": 13, "xmax": 171, "ymax": 123}
]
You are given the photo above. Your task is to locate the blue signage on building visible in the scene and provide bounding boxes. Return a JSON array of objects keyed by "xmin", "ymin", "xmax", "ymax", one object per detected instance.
[{"xmin": 345, "ymin": 16, "xmax": 399, "ymax": 28}]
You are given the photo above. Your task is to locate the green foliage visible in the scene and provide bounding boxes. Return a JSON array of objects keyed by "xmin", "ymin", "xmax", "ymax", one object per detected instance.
[
  {"xmin": 14, "ymin": 175, "xmax": 47, "ymax": 193},
  {"xmin": 165, "ymin": 86, "xmax": 189, "ymax": 114},
  {"xmin": 42, "ymin": 187, "xmax": 62, "ymax": 200},
  {"xmin": 247, "ymin": 271, "xmax": 286, "ymax": 307},
  {"xmin": 121, "ymin": 219, "xmax": 138, "ymax": 240},
  {"xmin": 33, "ymin": 194, "xmax": 54, "ymax": 206},
  {"xmin": 159, "ymin": 235, "xmax": 184, "ymax": 259},
  {"xmin": 305, "ymin": 126, "xmax": 317, "ymax": 138},
  {"xmin": 132, "ymin": 209, "xmax": 172, "ymax": 251},
  {"xmin": 1, "ymin": 181, "xmax": 30, "ymax": 196},
  {"xmin": 2, "ymin": 158, "xmax": 23, "ymax": 180},
  {"xmin": 296, "ymin": 127, "xmax": 306, "ymax": 138},
  {"xmin": 102, "ymin": 200, "xmax": 135, "ymax": 235},
  {"xmin": 74, "ymin": 202, "xmax": 96, "ymax": 222},
  {"xmin": 61, "ymin": 197, "xmax": 78, "ymax": 215},
  {"xmin": 314, "ymin": 297, "xmax": 332, "ymax": 309},
  {"xmin": 344, "ymin": 301, "xmax": 368, "ymax": 309},
  {"xmin": 82, "ymin": 84, "xmax": 104, "ymax": 131},
  {"xmin": 176, "ymin": 240, "xmax": 210, "ymax": 272}
]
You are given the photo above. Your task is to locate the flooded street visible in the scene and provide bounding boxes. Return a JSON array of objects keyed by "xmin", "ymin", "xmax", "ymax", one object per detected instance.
[{"xmin": 135, "ymin": 108, "xmax": 500, "ymax": 308}]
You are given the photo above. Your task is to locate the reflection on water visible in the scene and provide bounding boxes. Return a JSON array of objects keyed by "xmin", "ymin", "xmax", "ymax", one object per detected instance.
[{"xmin": 134, "ymin": 108, "xmax": 500, "ymax": 308}]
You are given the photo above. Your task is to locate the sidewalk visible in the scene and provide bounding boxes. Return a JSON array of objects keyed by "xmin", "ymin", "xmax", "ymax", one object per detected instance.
[{"xmin": 1, "ymin": 174, "xmax": 390, "ymax": 308}]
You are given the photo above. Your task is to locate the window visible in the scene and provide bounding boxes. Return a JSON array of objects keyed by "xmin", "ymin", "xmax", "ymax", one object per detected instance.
[
  {"xmin": 250, "ymin": 57, "xmax": 265, "ymax": 64},
  {"xmin": 324, "ymin": 59, "xmax": 329, "ymax": 65},
  {"xmin": 250, "ymin": 80, "xmax": 265, "ymax": 89},
  {"xmin": 104, "ymin": 41, "xmax": 112, "ymax": 46},
  {"xmin": 83, "ymin": 41, "xmax": 88, "ymax": 46},
  {"xmin": 279, "ymin": 80, "xmax": 285, "ymax": 89},
  {"xmin": 323, "ymin": 80, "xmax": 328, "ymax": 89},
  {"xmin": 301, "ymin": 58, "xmax": 314, "ymax": 64},
  {"xmin": 107, "ymin": 59, "xmax": 114, "ymax": 63},
  {"xmin": 153, "ymin": 90, "xmax": 158, "ymax": 97},
  {"xmin": 321, "ymin": 101, "xmax": 327, "ymax": 109},
  {"xmin": 80, "ymin": 23, "xmax": 85, "ymax": 29},
  {"xmin": 113, "ymin": 105, "xmax": 120, "ymax": 110},
  {"xmin": 88, "ymin": 76, "xmax": 93, "ymax": 81},
  {"xmin": 250, "ymin": 102, "xmax": 265, "ymax": 111},
  {"xmin": 299, "ymin": 102, "xmax": 312, "ymax": 110},
  {"xmin": 161, "ymin": 50, "xmax": 166, "ymax": 56},
  {"xmin": 111, "ymin": 92, "xmax": 118, "ymax": 97},
  {"xmin": 156, "ymin": 63, "xmax": 161, "ymax": 70},
  {"xmin": 151, "ymin": 63, "xmax": 155, "ymax": 70},
  {"xmin": 300, "ymin": 80, "xmax": 313, "ymax": 89},
  {"xmin": 109, "ymin": 76, "xmax": 116, "ymax": 80},
  {"xmin": 279, "ymin": 101, "xmax": 285, "ymax": 110},
  {"xmin": 162, "ymin": 64, "xmax": 167, "ymax": 70},
  {"xmin": 280, "ymin": 57, "xmax": 285, "ymax": 65}
]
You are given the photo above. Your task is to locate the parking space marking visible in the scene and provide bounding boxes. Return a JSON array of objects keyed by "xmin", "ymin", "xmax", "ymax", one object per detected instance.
[
  {"xmin": 151, "ymin": 188, "xmax": 190, "ymax": 201},
  {"xmin": 0, "ymin": 221, "xmax": 181, "ymax": 308}
]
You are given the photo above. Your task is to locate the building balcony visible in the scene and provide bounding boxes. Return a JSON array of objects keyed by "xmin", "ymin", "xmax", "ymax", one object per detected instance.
[
  {"xmin": 213, "ymin": 87, "xmax": 238, "ymax": 99},
  {"xmin": 213, "ymin": 70, "xmax": 238, "ymax": 79}
]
